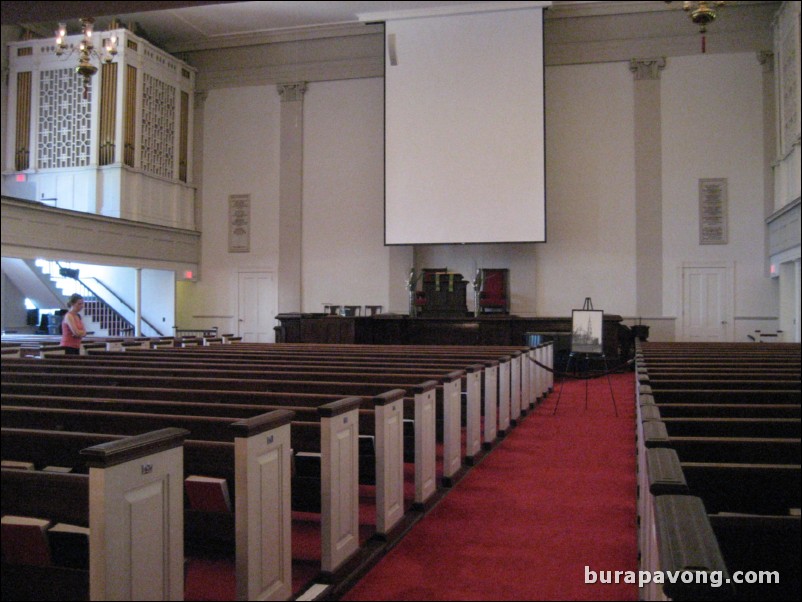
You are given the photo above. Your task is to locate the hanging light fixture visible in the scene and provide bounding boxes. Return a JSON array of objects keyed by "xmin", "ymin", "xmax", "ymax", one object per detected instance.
[
  {"xmin": 55, "ymin": 17, "xmax": 118, "ymax": 98},
  {"xmin": 681, "ymin": 1, "xmax": 727, "ymax": 53}
]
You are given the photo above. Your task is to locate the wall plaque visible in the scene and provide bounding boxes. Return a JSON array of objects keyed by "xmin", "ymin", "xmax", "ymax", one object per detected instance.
[
  {"xmin": 699, "ymin": 178, "xmax": 728, "ymax": 245},
  {"xmin": 228, "ymin": 194, "xmax": 250, "ymax": 253}
]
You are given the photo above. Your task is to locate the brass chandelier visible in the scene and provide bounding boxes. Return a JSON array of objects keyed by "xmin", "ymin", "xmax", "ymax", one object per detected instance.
[
  {"xmin": 683, "ymin": 1, "xmax": 726, "ymax": 33},
  {"xmin": 667, "ymin": 1, "xmax": 727, "ymax": 53},
  {"xmin": 55, "ymin": 17, "xmax": 118, "ymax": 98}
]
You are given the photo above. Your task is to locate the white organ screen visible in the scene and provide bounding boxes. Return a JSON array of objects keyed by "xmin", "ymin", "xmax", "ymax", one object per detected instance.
[{"xmin": 384, "ymin": 8, "xmax": 546, "ymax": 245}]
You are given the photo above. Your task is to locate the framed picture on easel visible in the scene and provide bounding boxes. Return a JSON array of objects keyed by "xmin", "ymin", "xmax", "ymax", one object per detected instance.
[{"xmin": 571, "ymin": 309, "xmax": 603, "ymax": 355}]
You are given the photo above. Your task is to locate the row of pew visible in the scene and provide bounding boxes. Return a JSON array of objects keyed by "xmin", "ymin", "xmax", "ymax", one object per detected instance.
[
  {"xmin": 1, "ymin": 339, "xmax": 554, "ymax": 600},
  {"xmin": 1, "ymin": 333, "xmax": 243, "ymax": 358},
  {"xmin": 635, "ymin": 341, "xmax": 801, "ymax": 601}
]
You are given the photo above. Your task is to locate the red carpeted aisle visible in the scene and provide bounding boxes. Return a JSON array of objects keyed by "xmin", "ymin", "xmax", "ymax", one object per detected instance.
[{"xmin": 341, "ymin": 372, "xmax": 638, "ymax": 601}]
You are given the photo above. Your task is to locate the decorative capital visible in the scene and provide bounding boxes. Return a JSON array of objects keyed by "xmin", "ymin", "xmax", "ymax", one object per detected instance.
[
  {"xmin": 756, "ymin": 50, "xmax": 774, "ymax": 73},
  {"xmin": 277, "ymin": 82, "xmax": 307, "ymax": 102},
  {"xmin": 629, "ymin": 57, "xmax": 667, "ymax": 81}
]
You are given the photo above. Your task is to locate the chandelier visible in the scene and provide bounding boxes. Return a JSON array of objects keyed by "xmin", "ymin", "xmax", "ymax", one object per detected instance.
[
  {"xmin": 681, "ymin": 1, "xmax": 726, "ymax": 53},
  {"xmin": 55, "ymin": 18, "xmax": 118, "ymax": 98},
  {"xmin": 683, "ymin": 1, "xmax": 725, "ymax": 33}
]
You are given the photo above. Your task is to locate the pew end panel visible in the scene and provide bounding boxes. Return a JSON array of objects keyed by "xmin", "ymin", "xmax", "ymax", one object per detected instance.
[
  {"xmin": 372, "ymin": 390, "xmax": 406, "ymax": 537},
  {"xmin": 482, "ymin": 364, "xmax": 499, "ymax": 447},
  {"xmin": 412, "ymin": 382, "xmax": 438, "ymax": 509},
  {"xmin": 319, "ymin": 397, "xmax": 362, "ymax": 577},
  {"xmin": 497, "ymin": 357, "xmax": 512, "ymax": 434},
  {"xmin": 81, "ymin": 427, "xmax": 188, "ymax": 601},
  {"xmin": 232, "ymin": 410, "xmax": 295, "ymax": 602},
  {"xmin": 440, "ymin": 373, "xmax": 464, "ymax": 485},
  {"xmin": 464, "ymin": 367, "xmax": 483, "ymax": 462}
]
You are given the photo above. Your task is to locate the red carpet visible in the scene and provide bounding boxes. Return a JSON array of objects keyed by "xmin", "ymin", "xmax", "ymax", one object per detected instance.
[{"xmin": 342, "ymin": 372, "xmax": 638, "ymax": 601}]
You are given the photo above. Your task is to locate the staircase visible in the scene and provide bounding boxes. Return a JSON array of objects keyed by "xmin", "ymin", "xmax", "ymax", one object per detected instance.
[
  {"xmin": 81, "ymin": 296, "xmax": 136, "ymax": 337},
  {"xmin": 35, "ymin": 260, "xmax": 137, "ymax": 337}
]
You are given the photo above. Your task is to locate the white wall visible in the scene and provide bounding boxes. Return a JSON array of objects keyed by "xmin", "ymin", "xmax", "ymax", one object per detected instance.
[
  {"xmin": 538, "ymin": 60, "xmax": 637, "ymax": 317},
  {"xmin": 186, "ymin": 85, "xmax": 281, "ymax": 335},
  {"xmin": 182, "ymin": 51, "xmax": 777, "ymax": 341},
  {"xmin": 1, "ymin": 270, "xmax": 28, "ymax": 331},
  {"xmin": 301, "ymin": 78, "xmax": 387, "ymax": 312},
  {"xmin": 662, "ymin": 52, "xmax": 778, "ymax": 338}
]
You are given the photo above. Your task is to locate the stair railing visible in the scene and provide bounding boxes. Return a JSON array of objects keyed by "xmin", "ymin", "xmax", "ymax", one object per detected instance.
[{"xmin": 53, "ymin": 263, "xmax": 163, "ymax": 337}]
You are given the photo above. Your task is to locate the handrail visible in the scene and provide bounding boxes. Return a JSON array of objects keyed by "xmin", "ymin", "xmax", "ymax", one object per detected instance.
[
  {"xmin": 55, "ymin": 262, "xmax": 163, "ymax": 337},
  {"xmin": 82, "ymin": 276, "xmax": 164, "ymax": 336}
]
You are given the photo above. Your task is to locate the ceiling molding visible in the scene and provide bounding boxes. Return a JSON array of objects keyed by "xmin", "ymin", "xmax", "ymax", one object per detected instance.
[
  {"xmin": 358, "ymin": 1, "xmax": 550, "ymax": 23},
  {"xmin": 167, "ymin": 21, "xmax": 383, "ymax": 55}
]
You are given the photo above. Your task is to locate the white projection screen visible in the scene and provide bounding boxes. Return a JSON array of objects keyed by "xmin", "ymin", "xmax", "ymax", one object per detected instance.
[{"xmin": 384, "ymin": 5, "xmax": 546, "ymax": 245}]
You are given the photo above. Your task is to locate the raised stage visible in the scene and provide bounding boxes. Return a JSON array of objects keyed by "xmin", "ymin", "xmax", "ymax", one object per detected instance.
[{"xmin": 275, "ymin": 313, "xmax": 626, "ymax": 361}]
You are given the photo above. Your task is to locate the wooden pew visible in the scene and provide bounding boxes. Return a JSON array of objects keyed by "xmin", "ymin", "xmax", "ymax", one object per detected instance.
[
  {"xmin": 75, "ymin": 347, "xmax": 504, "ymax": 449},
  {"xmin": 84, "ymin": 338, "xmax": 556, "ymax": 440},
  {"xmin": 1, "ymin": 374, "xmax": 435, "ymax": 511},
  {"xmin": 707, "ymin": 513, "xmax": 800, "ymax": 602},
  {"xmin": 658, "ymin": 417, "xmax": 800, "ymax": 438},
  {"xmin": 1, "ymin": 414, "xmax": 297, "ymax": 601},
  {"xmin": 119, "ymin": 348, "xmax": 502, "ymax": 456},
  {"xmin": 0, "ymin": 364, "xmax": 456, "ymax": 502},
  {"xmin": 636, "ymin": 341, "xmax": 801, "ymax": 601},
  {"xmin": 1, "ymin": 338, "xmax": 552, "ymax": 596},
  {"xmin": 0, "ymin": 387, "xmax": 409, "ymax": 539},
  {"xmin": 1, "ymin": 428, "xmax": 187, "ymax": 601},
  {"xmin": 1, "ymin": 400, "xmax": 367, "ymax": 581},
  {"xmin": 99, "ymin": 341, "xmax": 539, "ymax": 433},
  {"xmin": 1, "ymin": 340, "xmax": 560, "ymax": 482},
  {"xmin": 653, "ymin": 403, "xmax": 800, "ymax": 419}
]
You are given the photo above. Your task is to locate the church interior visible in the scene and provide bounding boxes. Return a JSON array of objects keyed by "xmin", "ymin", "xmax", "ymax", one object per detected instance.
[{"xmin": 0, "ymin": 2, "xmax": 800, "ymax": 601}]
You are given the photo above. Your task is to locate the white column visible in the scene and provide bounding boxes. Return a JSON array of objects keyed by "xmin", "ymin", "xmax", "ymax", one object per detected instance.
[
  {"xmin": 277, "ymin": 82, "xmax": 306, "ymax": 313},
  {"xmin": 630, "ymin": 57, "xmax": 666, "ymax": 318}
]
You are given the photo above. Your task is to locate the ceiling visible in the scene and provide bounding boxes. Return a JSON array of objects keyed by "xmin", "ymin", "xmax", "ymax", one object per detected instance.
[{"xmin": 3, "ymin": 1, "xmax": 701, "ymax": 54}]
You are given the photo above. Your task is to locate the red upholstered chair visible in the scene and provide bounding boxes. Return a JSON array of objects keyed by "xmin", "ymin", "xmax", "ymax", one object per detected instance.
[{"xmin": 478, "ymin": 268, "xmax": 509, "ymax": 314}]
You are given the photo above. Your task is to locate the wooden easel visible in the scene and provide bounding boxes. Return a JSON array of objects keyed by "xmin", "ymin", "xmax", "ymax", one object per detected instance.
[{"xmin": 552, "ymin": 298, "xmax": 618, "ymax": 416}]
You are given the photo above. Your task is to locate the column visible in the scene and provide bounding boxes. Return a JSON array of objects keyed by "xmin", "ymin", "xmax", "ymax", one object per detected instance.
[
  {"xmin": 277, "ymin": 82, "xmax": 306, "ymax": 313},
  {"xmin": 135, "ymin": 267, "xmax": 142, "ymax": 336},
  {"xmin": 758, "ymin": 51, "xmax": 776, "ymax": 275},
  {"xmin": 630, "ymin": 57, "xmax": 666, "ymax": 317}
]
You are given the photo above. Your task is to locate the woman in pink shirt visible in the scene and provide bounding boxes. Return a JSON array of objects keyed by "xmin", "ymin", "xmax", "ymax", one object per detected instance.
[{"xmin": 61, "ymin": 293, "xmax": 87, "ymax": 354}]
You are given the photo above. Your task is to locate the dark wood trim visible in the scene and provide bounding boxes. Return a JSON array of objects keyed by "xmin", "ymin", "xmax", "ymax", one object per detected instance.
[
  {"xmin": 80, "ymin": 427, "xmax": 189, "ymax": 468},
  {"xmin": 230, "ymin": 409, "xmax": 295, "ymax": 438},
  {"xmin": 318, "ymin": 396, "xmax": 362, "ymax": 418}
]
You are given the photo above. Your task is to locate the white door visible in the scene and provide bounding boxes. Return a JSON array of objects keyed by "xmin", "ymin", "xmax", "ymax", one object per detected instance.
[
  {"xmin": 680, "ymin": 264, "xmax": 733, "ymax": 341},
  {"xmin": 238, "ymin": 271, "xmax": 277, "ymax": 342}
]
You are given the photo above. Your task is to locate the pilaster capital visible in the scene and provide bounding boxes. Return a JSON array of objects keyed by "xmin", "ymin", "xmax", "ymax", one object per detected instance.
[
  {"xmin": 629, "ymin": 57, "xmax": 666, "ymax": 81},
  {"xmin": 277, "ymin": 82, "xmax": 307, "ymax": 102},
  {"xmin": 756, "ymin": 50, "xmax": 774, "ymax": 73}
]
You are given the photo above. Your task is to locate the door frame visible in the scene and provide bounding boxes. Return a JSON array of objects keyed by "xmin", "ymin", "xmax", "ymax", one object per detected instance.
[
  {"xmin": 677, "ymin": 261, "xmax": 734, "ymax": 342},
  {"xmin": 237, "ymin": 270, "xmax": 277, "ymax": 342}
]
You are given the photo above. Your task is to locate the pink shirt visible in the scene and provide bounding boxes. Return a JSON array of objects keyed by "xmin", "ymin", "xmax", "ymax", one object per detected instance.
[{"xmin": 61, "ymin": 312, "xmax": 85, "ymax": 349}]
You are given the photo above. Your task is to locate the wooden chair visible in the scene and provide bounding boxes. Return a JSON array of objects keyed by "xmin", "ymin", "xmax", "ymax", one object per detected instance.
[
  {"xmin": 478, "ymin": 268, "xmax": 509, "ymax": 314},
  {"xmin": 323, "ymin": 304, "xmax": 341, "ymax": 316},
  {"xmin": 342, "ymin": 306, "xmax": 361, "ymax": 317}
]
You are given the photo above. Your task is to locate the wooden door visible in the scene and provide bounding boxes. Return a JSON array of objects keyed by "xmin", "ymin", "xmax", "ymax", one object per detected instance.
[
  {"xmin": 680, "ymin": 263, "xmax": 733, "ymax": 341},
  {"xmin": 237, "ymin": 271, "xmax": 276, "ymax": 342}
]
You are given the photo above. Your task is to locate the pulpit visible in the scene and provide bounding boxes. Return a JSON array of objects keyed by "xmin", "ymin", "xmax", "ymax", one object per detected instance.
[{"xmin": 417, "ymin": 269, "xmax": 468, "ymax": 317}]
